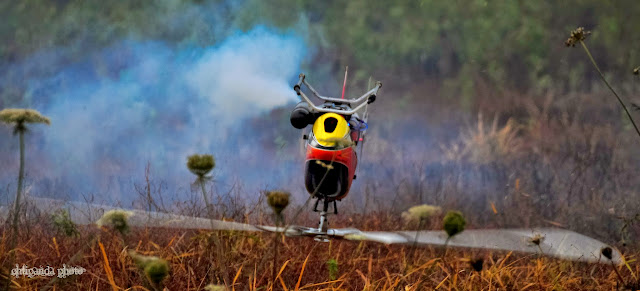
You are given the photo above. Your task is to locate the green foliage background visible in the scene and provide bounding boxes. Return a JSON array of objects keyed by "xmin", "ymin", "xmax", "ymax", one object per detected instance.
[
  {"xmin": 236, "ymin": 0, "xmax": 640, "ymax": 98},
  {"xmin": 2, "ymin": 0, "xmax": 639, "ymax": 102}
]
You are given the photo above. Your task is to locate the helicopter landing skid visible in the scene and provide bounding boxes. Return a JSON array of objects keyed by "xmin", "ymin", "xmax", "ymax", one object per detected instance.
[
  {"xmin": 313, "ymin": 197, "xmax": 337, "ymax": 241},
  {"xmin": 255, "ymin": 198, "xmax": 356, "ymax": 241},
  {"xmin": 254, "ymin": 224, "xmax": 362, "ymax": 240}
]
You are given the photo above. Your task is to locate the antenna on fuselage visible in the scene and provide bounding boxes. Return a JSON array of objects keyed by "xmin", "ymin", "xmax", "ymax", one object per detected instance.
[{"xmin": 341, "ymin": 66, "xmax": 349, "ymax": 99}]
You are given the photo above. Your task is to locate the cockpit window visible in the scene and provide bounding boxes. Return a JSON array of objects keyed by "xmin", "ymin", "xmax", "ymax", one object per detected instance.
[{"xmin": 324, "ymin": 117, "xmax": 338, "ymax": 133}]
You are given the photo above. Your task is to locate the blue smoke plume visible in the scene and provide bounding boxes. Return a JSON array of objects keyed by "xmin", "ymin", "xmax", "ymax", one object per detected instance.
[{"xmin": 0, "ymin": 27, "xmax": 306, "ymax": 204}]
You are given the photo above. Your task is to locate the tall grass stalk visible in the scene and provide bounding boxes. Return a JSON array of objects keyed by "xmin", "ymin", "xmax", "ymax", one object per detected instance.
[
  {"xmin": 442, "ymin": 211, "xmax": 466, "ymax": 264},
  {"xmin": 272, "ymin": 229, "xmax": 279, "ymax": 284},
  {"xmin": 579, "ymin": 41, "xmax": 640, "ymax": 139},
  {"xmin": 566, "ymin": 28, "xmax": 640, "ymax": 140},
  {"xmin": 402, "ymin": 204, "xmax": 441, "ymax": 268},
  {"xmin": 266, "ymin": 190, "xmax": 290, "ymax": 283},
  {"xmin": 186, "ymin": 154, "xmax": 227, "ymax": 285},
  {"xmin": 408, "ymin": 218, "xmax": 425, "ymax": 266},
  {"xmin": 0, "ymin": 108, "xmax": 50, "ymax": 290}
]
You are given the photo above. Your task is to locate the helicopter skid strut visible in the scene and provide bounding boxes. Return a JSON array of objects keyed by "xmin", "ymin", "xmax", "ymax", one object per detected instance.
[
  {"xmin": 313, "ymin": 197, "xmax": 337, "ymax": 242},
  {"xmin": 256, "ymin": 197, "xmax": 360, "ymax": 240}
]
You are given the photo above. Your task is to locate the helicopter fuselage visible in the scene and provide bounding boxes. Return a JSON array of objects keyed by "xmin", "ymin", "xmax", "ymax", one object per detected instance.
[
  {"xmin": 304, "ymin": 120, "xmax": 357, "ymax": 201},
  {"xmin": 290, "ymin": 73, "xmax": 380, "ymax": 234}
]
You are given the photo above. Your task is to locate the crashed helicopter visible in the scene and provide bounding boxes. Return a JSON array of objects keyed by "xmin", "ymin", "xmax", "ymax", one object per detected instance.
[
  {"xmin": 0, "ymin": 71, "xmax": 625, "ymax": 266},
  {"xmin": 288, "ymin": 72, "xmax": 380, "ymax": 237}
]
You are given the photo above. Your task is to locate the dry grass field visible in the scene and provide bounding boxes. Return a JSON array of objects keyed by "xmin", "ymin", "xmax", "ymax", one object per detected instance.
[{"xmin": 0, "ymin": 208, "xmax": 638, "ymax": 290}]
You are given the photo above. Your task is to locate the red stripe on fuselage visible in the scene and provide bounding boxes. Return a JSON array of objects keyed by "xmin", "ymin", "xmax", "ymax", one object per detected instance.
[{"xmin": 306, "ymin": 146, "xmax": 355, "ymax": 168}]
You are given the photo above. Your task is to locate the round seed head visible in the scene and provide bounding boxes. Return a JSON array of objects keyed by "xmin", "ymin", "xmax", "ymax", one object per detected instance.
[
  {"xmin": 128, "ymin": 250, "xmax": 170, "ymax": 285},
  {"xmin": 187, "ymin": 154, "xmax": 215, "ymax": 176},
  {"xmin": 144, "ymin": 258, "xmax": 170, "ymax": 286},
  {"xmin": 443, "ymin": 210, "xmax": 466, "ymax": 238},
  {"xmin": 96, "ymin": 209, "xmax": 133, "ymax": 234},
  {"xmin": 565, "ymin": 27, "xmax": 591, "ymax": 47},
  {"xmin": 402, "ymin": 204, "xmax": 442, "ymax": 224},
  {"xmin": 266, "ymin": 190, "xmax": 290, "ymax": 215},
  {"xmin": 0, "ymin": 108, "xmax": 51, "ymax": 125}
]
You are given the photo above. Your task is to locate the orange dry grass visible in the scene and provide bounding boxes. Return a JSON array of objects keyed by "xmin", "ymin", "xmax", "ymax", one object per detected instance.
[{"xmin": 0, "ymin": 216, "xmax": 637, "ymax": 290}]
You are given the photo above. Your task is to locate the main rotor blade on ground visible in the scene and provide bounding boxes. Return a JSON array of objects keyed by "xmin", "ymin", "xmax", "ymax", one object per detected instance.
[
  {"xmin": 3, "ymin": 196, "xmax": 260, "ymax": 232},
  {"xmin": 1, "ymin": 197, "xmax": 623, "ymax": 265},
  {"xmin": 347, "ymin": 229, "xmax": 623, "ymax": 265}
]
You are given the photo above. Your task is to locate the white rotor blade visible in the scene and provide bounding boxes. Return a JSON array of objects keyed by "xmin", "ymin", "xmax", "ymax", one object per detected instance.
[
  {"xmin": 7, "ymin": 196, "xmax": 260, "ymax": 232},
  {"xmin": 347, "ymin": 229, "xmax": 623, "ymax": 265},
  {"xmin": 1, "ymin": 197, "xmax": 623, "ymax": 265}
]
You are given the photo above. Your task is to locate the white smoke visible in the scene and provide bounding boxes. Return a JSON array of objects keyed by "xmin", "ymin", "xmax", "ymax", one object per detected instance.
[
  {"xmin": 187, "ymin": 28, "xmax": 304, "ymax": 124},
  {"xmin": 1, "ymin": 27, "xmax": 306, "ymax": 202}
]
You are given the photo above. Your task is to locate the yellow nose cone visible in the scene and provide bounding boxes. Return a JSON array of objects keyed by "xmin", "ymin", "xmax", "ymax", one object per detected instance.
[{"xmin": 312, "ymin": 113, "xmax": 350, "ymax": 147}]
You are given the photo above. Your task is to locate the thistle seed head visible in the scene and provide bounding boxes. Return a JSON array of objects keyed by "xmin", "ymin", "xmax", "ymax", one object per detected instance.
[
  {"xmin": 565, "ymin": 27, "xmax": 591, "ymax": 47},
  {"xmin": 443, "ymin": 210, "xmax": 466, "ymax": 238},
  {"xmin": 144, "ymin": 259, "xmax": 170, "ymax": 286},
  {"xmin": 128, "ymin": 250, "xmax": 170, "ymax": 286},
  {"xmin": 96, "ymin": 209, "xmax": 133, "ymax": 234},
  {"xmin": 266, "ymin": 190, "xmax": 290, "ymax": 215},
  {"xmin": 0, "ymin": 108, "xmax": 51, "ymax": 125},
  {"xmin": 187, "ymin": 154, "xmax": 215, "ymax": 176}
]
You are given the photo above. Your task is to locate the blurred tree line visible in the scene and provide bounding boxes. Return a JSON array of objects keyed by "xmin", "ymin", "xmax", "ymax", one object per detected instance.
[
  {"xmin": 240, "ymin": 0, "xmax": 640, "ymax": 102},
  {"xmin": 2, "ymin": 0, "xmax": 640, "ymax": 106}
]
